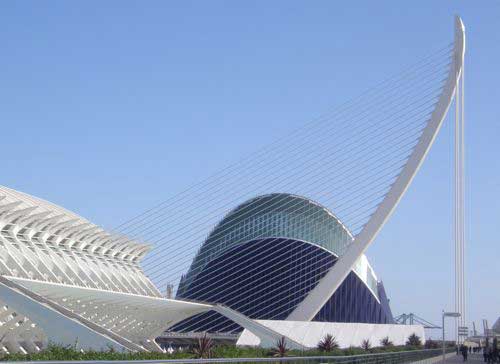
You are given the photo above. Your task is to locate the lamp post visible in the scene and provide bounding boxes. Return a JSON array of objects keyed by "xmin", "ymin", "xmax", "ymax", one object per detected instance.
[{"xmin": 442, "ymin": 311, "xmax": 461, "ymax": 363}]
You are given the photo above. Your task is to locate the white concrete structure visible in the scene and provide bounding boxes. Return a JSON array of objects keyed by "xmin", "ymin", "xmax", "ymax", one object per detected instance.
[
  {"xmin": 237, "ymin": 320, "xmax": 425, "ymax": 349},
  {"xmin": 0, "ymin": 186, "xmax": 298, "ymax": 354},
  {"xmin": 0, "ymin": 185, "xmax": 217, "ymax": 353}
]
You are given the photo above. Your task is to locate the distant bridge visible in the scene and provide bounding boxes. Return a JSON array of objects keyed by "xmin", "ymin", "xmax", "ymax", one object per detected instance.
[{"xmin": 394, "ymin": 313, "xmax": 441, "ymax": 329}]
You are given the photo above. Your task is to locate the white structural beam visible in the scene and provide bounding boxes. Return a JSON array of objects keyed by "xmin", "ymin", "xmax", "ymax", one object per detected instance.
[
  {"xmin": 0, "ymin": 277, "xmax": 132, "ymax": 352},
  {"xmin": 212, "ymin": 305, "xmax": 307, "ymax": 350},
  {"xmin": 454, "ymin": 39, "xmax": 466, "ymax": 342},
  {"xmin": 1, "ymin": 274, "xmax": 288, "ymax": 353},
  {"xmin": 0, "ymin": 275, "xmax": 217, "ymax": 352},
  {"xmin": 288, "ymin": 16, "xmax": 465, "ymax": 321}
]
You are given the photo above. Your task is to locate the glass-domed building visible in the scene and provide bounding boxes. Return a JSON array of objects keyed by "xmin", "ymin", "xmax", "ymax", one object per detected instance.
[{"xmin": 172, "ymin": 193, "xmax": 393, "ymax": 333}]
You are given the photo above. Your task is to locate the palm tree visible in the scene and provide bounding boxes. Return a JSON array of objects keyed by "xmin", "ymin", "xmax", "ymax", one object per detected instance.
[
  {"xmin": 361, "ymin": 339, "xmax": 371, "ymax": 350},
  {"xmin": 191, "ymin": 333, "xmax": 214, "ymax": 359},
  {"xmin": 270, "ymin": 337, "xmax": 288, "ymax": 357},
  {"xmin": 406, "ymin": 333, "xmax": 422, "ymax": 347},
  {"xmin": 317, "ymin": 334, "xmax": 339, "ymax": 352},
  {"xmin": 380, "ymin": 336, "xmax": 393, "ymax": 347}
]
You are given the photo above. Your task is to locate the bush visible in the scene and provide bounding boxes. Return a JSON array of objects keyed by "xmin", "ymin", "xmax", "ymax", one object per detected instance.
[
  {"xmin": 406, "ymin": 333, "xmax": 422, "ymax": 347},
  {"xmin": 269, "ymin": 337, "xmax": 288, "ymax": 357},
  {"xmin": 361, "ymin": 339, "xmax": 371, "ymax": 350},
  {"xmin": 380, "ymin": 336, "xmax": 393, "ymax": 347},
  {"xmin": 318, "ymin": 334, "xmax": 339, "ymax": 352},
  {"xmin": 343, "ymin": 346, "xmax": 366, "ymax": 356},
  {"xmin": 1, "ymin": 343, "xmax": 192, "ymax": 362},
  {"xmin": 191, "ymin": 333, "xmax": 214, "ymax": 359},
  {"xmin": 424, "ymin": 338, "xmax": 439, "ymax": 349},
  {"xmin": 212, "ymin": 345, "xmax": 268, "ymax": 358},
  {"xmin": 0, "ymin": 340, "xmax": 433, "ymax": 361}
]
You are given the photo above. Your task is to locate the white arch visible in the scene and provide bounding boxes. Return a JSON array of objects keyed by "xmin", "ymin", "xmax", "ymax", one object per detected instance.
[{"xmin": 288, "ymin": 16, "xmax": 466, "ymax": 321}]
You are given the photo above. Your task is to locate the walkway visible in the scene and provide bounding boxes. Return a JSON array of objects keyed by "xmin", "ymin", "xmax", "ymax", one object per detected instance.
[{"xmin": 443, "ymin": 353, "xmax": 484, "ymax": 363}]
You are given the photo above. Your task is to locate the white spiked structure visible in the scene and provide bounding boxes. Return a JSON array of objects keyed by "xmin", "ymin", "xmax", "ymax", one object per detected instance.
[
  {"xmin": 0, "ymin": 185, "xmax": 209, "ymax": 353},
  {"xmin": 0, "ymin": 186, "xmax": 156, "ymax": 294},
  {"xmin": 0, "ymin": 185, "xmax": 298, "ymax": 354}
]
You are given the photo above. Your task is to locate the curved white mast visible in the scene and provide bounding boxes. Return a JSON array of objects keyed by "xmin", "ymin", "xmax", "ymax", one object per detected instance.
[{"xmin": 288, "ymin": 16, "xmax": 466, "ymax": 321}]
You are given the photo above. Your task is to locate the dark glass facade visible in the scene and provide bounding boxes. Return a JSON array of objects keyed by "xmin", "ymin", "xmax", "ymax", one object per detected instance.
[
  {"xmin": 314, "ymin": 271, "xmax": 393, "ymax": 324},
  {"xmin": 172, "ymin": 193, "xmax": 393, "ymax": 333},
  {"xmin": 172, "ymin": 238, "xmax": 393, "ymax": 333},
  {"xmin": 177, "ymin": 193, "xmax": 353, "ymax": 298}
]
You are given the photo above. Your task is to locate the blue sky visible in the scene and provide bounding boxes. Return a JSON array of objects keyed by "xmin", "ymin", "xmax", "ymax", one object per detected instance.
[{"xmin": 0, "ymin": 1, "xmax": 498, "ymax": 338}]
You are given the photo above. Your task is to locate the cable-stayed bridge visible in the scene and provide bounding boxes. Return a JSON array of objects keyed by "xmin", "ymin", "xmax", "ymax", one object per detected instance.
[
  {"xmin": 0, "ymin": 17, "xmax": 466, "ymax": 353},
  {"xmin": 118, "ymin": 16, "xmax": 464, "ymax": 336},
  {"xmin": 113, "ymin": 16, "xmax": 466, "ymax": 342}
]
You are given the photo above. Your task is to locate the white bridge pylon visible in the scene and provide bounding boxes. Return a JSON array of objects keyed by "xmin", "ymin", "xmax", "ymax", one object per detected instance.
[{"xmin": 288, "ymin": 16, "xmax": 466, "ymax": 321}]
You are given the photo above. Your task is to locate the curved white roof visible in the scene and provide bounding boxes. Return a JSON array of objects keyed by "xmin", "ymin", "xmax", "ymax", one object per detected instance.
[{"xmin": 0, "ymin": 185, "xmax": 150, "ymax": 263}]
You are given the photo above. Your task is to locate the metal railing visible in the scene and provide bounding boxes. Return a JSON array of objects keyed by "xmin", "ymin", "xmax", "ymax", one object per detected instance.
[{"xmin": 199, "ymin": 349, "xmax": 447, "ymax": 364}]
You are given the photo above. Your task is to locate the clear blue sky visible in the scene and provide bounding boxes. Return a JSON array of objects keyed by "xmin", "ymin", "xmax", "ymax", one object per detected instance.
[{"xmin": 0, "ymin": 1, "xmax": 498, "ymax": 338}]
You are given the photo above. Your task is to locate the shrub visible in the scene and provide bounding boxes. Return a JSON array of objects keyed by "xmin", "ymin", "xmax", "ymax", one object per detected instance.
[
  {"xmin": 380, "ymin": 336, "xmax": 393, "ymax": 347},
  {"xmin": 269, "ymin": 337, "xmax": 288, "ymax": 357},
  {"xmin": 317, "ymin": 334, "xmax": 339, "ymax": 352},
  {"xmin": 0, "ymin": 340, "xmax": 434, "ymax": 361},
  {"xmin": 361, "ymin": 339, "xmax": 371, "ymax": 350},
  {"xmin": 343, "ymin": 346, "xmax": 363, "ymax": 356},
  {"xmin": 212, "ymin": 345, "xmax": 268, "ymax": 358},
  {"xmin": 191, "ymin": 333, "xmax": 213, "ymax": 359},
  {"xmin": 424, "ymin": 338, "xmax": 439, "ymax": 349},
  {"xmin": 406, "ymin": 333, "xmax": 422, "ymax": 347}
]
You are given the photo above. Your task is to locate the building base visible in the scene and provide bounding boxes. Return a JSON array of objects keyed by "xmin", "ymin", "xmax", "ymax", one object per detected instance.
[{"xmin": 237, "ymin": 320, "xmax": 425, "ymax": 348}]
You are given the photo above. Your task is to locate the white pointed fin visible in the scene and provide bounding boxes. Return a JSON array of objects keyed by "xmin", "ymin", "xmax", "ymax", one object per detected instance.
[
  {"xmin": 131, "ymin": 245, "xmax": 152, "ymax": 262},
  {"xmin": 0, "ymin": 201, "xmax": 23, "ymax": 215},
  {"xmin": 3, "ymin": 206, "xmax": 39, "ymax": 224},
  {"xmin": 17, "ymin": 211, "xmax": 52, "ymax": 227},
  {"xmin": 58, "ymin": 223, "xmax": 93, "ymax": 240},
  {"xmin": 33, "ymin": 214, "xmax": 66, "ymax": 230},
  {"xmin": 72, "ymin": 226, "xmax": 101, "ymax": 241},
  {"xmin": 45, "ymin": 219, "xmax": 80, "ymax": 235}
]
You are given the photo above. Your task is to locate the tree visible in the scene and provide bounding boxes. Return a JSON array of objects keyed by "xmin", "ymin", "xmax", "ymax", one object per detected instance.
[
  {"xmin": 361, "ymin": 339, "xmax": 371, "ymax": 350},
  {"xmin": 191, "ymin": 333, "xmax": 214, "ymax": 359},
  {"xmin": 270, "ymin": 337, "xmax": 288, "ymax": 357},
  {"xmin": 406, "ymin": 333, "xmax": 422, "ymax": 347},
  {"xmin": 317, "ymin": 334, "xmax": 339, "ymax": 352},
  {"xmin": 380, "ymin": 336, "xmax": 393, "ymax": 347}
]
